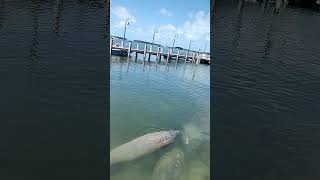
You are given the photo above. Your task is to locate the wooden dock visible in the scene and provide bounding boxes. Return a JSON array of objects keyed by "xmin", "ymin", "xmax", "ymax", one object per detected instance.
[{"xmin": 110, "ymin": 37, "xmax": 210, "ymax": 64}]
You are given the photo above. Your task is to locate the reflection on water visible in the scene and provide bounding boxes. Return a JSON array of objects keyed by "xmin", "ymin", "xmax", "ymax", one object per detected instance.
[
  {"xmin": 0, "ymin": 0, "xmax": 108, "ymax": 179},
  {"xmin": 111, "ymin": 56, "xmax": 210, "ymax": 180},
  {"xmin": 213, "ymin": 1, "xmax": 320, "ymax": 180},
  {"xmin": 54, "ymin": 0, "xmax": 64, "ymax": 34}
]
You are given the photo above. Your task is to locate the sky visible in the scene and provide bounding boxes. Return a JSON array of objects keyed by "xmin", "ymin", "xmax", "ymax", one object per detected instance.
[{"xmin": 110, "ymin": 0, "xmax": 210, "ymax": 52}]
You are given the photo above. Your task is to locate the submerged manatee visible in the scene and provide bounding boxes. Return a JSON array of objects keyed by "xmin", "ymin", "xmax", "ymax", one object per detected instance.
[
  {"xmin": 110, "ymin": 130, "xmax": 179, "ymax": 166},
  {"xmin": 152, "ymin": 147, "xmax": 185, "ymax": 180},
  {"xmin": 183, "ymin": 161, "xmax": 209, "ymax": 180}
]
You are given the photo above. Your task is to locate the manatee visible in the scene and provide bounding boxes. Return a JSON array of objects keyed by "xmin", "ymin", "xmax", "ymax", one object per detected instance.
[
  {"xmin": 183, "ymin": 161, "xmax": 209, "ymax": 180},
  {"xmin": 110, "ymin": 130, "xmax": 179, "ymax": 166},
  {"xmin": 152, "ymin": 147, "xmax": 185, "ymax": 180}
]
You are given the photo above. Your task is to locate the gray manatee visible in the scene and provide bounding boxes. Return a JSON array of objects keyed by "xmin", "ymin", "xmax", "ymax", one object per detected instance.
[
  {"xmin": 152, "ymin": 147, "xmax": 185, "ymax": 180},
  {"xmin": 110, "ymin": 130, "xmax": 179, "ymax": 166},
  {"xmin": 182, "ymin": 161, "xmax": 209, "ymax": 180}
]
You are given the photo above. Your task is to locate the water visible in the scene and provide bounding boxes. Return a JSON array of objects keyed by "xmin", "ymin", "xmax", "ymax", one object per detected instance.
[
  {"xmin": 0, "ymin": 1, "xmax": 108, "ymax": 179},
  {"xmin": 212, "ymin": 1, "xmax": 320, "ymax": 180},
  {"xmin": 110, "ymin": 56, "xmax": 210, "ymax": 180}
]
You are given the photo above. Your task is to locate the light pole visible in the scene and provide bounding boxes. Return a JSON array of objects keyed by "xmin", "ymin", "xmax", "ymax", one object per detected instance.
[
  {"xmin": 187, "ymin": 40, "xmax": 193, "ymax": 57},
  {"xmin": 151, "ymin": 28, "xmax": 158, "ymax": 44},
  {"xmin": 203, "ymin": 41, "xmax": 207, "ymax": 52},
  {"xmin": 172, "ymin": 33, "xmax": 177, "ymax": 48},
  {"xmin": 123, "ymin": 18, "xmax": 130, "ymax": 39},
  {"xmin": 188, "ymin": 40, "xmax": 193, "ymax": 51}
]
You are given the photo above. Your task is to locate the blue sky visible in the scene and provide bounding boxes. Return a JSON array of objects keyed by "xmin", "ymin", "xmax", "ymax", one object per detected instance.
[{"xmin": 110, "ymin": 0, "xmax": 210, "ymax": 52}]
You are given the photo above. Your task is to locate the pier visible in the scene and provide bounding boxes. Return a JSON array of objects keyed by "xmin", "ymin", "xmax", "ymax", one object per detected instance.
[{"xmin": 110, "ymin": 36, "xmax": 210, "ymax": 65}]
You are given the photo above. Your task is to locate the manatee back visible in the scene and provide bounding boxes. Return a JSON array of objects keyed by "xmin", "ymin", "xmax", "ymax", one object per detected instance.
[
  {"xmin": 184, "ymin": 161, "xmax": 209, "ymax": 180},
  {"xmin": 111, "ymin": 130, "xmax": 178, "ymax": 166}
]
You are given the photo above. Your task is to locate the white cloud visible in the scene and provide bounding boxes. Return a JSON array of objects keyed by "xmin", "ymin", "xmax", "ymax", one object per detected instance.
[
  {"xmin": 111, "ymin": 7, "xmax": 209, "ymax": 50},
  {"xmin": 159, "ymin": 24, "xmax": 176, "ymax": 32},
  {"xmin": 155, "ymin": 11, "xmax": 209, "ymax": 49},
  {"xmin": 154, "ymin": 24, "xmax": 176, "ymax": 46},
  {"xmin": 159, "ymin": 8, "xmax": 172, "ymax": 17},
  {"xmin": 111, "ymin": 6, "xmax": 136, "ymax": 28},
  {"xmin": 180, "ymin": 11, "xmax": 210, "ymax": 41}
]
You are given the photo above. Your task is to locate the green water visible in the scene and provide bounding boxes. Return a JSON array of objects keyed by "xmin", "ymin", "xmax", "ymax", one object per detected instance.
[{"xmin": 110, "ymin": 55, "xmax": 210, "ymax": 180}]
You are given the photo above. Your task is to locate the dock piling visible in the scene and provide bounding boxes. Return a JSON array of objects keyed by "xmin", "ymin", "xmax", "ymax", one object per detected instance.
[
  {"xmin": 149, "ymin": 45, "xmax": 153, "ymax": 52},
  {"xmin": 128, "ymin": 41, "xmax": 131, "ymax": 57},
  {"xmin": 143, "ymin": 44, "xmax": 147, "ymax": 60},
  {"xmin": 196, "ymin": 53, "xmax": 200, "ymax": 64},
  {"xmin": 159, "ymin": 48, "xmax": 162, "ymax": 62},
  {"xmin": 176, "ymin": 50, "xmax": 180, "ymax": 61},
  {"xmin": 156, "ymin": 46, "xmax": 160, "ymax": 62},
  {"xmin": 192, "ymin": 52, "xmax": 195, "ymax": 63},
  {"xmin": 166, "ymin": 48, "xmax": 171, "ymax": 63},
  {"xmin": 185, "ymin": 51, "xmax": 188, "ymax": 62}
]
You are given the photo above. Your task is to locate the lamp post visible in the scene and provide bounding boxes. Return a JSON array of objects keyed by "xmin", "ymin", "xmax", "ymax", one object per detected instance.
[
  {"xmin": 188, "ymin": 40, "xmax": 193, "ymax": 51},
  {"xmin": 172, "ymin": 33, "xmax": 177, "ymax": 48},
  {"xmin": 151, "ymin": 28, "xmax": 158, "ymax": 44},
  {"xmin": 186, "ymin": 40, "xmax": 193, "ymax": 58},
  {"xmin": 123, "ymin": 18, "xmax": 130, "ymax": 39}
]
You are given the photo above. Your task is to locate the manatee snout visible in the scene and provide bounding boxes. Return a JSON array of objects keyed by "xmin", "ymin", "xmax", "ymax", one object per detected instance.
[{"xmin": 172, "ymin": 130, "xmax": 180, "ymax": 135}]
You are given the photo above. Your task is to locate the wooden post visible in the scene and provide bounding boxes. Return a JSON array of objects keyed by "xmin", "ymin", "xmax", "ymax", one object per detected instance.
[
  {"xmin": 148, "ymin": 45, "xmax": 153, "ymax": 61},
  {"xmin": 150, "ymin": 45, "xmax": 153, "ymax": 52},
  {"xmin": 176, "ymin": 50, "xmax": 180, "ymax": 61},
  {"xmin": 166, "ymin": 48, "xmax": 171, "ymax": 63},
  {"xmin": 197, "ymin": 53, "xmax": 200, "ymax": 64},
  {"xmin": 110, "ymin": 38, "xmax": 113, "ymax": 54},
  {"xmin": 185, "ymin": 51, "xmax": 188, "ymax": 62},
  {"xmin": 159, "ymin": 48, "xmax": 162, "ymax": 62},
  {"xmin": 156, "ymin": 46, "xmax": 160, "ymax": 62},
  {"xmin": 175, "ymin": 50, "xmax": 179, "ymax": 66},
  {"xmin": 148, "ymin": 45, "xmax": 151, "ymax": 61},
  {"xmin": 192, "ymin": 52, "xmax": 195, "ymax": 63},
  {"xmin": 135, "ymin": 51, "xmax": 138, "ymax": 59},
  {"xmin": 143, "ymin": 44, "xmax": 147, "ymax": 60},
  {"xmin": 128, "ymin": 41, "xmax": 131, "ymax": 57}
]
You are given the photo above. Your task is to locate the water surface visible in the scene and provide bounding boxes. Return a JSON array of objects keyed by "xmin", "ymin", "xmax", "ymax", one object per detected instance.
[
  {"xmin": 110, "ymin": 56, "xmax": 210, "ymax": 180},
  {"xmin": 212, "ymin": 1, "xmax": 320, "ymax": 180},
  {"xmin": 0, "ymin": 1, "xmax": 107, "ymax": 179}
]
